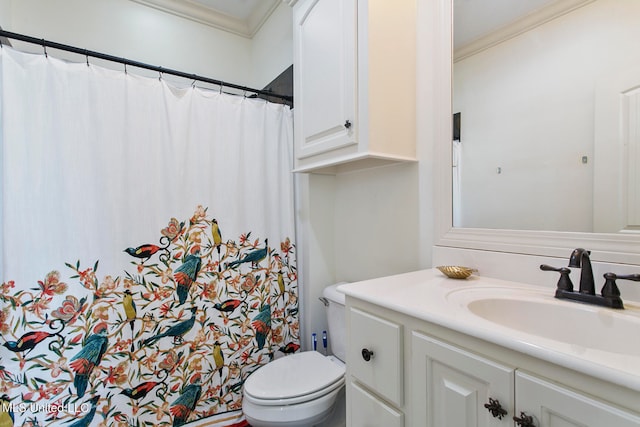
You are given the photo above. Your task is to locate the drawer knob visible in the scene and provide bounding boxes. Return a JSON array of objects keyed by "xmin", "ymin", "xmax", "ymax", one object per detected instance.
[
  {"xmin": 344, "ymin": 120, "xmax": 352, "ymax": 129},
  {"xmin": 361, "ymin": 348, "xmax": 374, "ymax": 362},
  {"xmin": 513, "ymin": 412, "xmax": 536, "ymax": 427},
  {"xmin": 484, "ymin": 398, "xmax": 507, "ymax": 419}
]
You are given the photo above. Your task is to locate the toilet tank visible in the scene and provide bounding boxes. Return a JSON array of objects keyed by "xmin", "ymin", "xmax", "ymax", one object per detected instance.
[{"xmin": 322, "ymin": 283, "xmax": 347, "ymax": 362}]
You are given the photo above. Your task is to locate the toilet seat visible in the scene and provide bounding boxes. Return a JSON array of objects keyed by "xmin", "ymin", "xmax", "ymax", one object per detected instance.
[{"xmin": 243, "ymin": 352, "xmax": 345, "ymax": 406}]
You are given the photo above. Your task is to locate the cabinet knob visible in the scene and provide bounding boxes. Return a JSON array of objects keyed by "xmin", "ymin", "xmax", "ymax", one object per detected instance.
[
  {"xmin": 513, "ymin": 412, "xmax": 536, "ymax": 427},
  {"xmin": 344, "ymin": 120, "xmax": 352, "ymax": 129},
  {"xmin": 484, "ymin": 398, "xmax": 507, "ymax": 420},
  {"xmin": 361, "ymin": 348, "xmax": 374, "ymax": 362}
]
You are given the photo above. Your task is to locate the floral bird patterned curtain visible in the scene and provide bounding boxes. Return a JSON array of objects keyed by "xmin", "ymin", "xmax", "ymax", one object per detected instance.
[{"xmin": 0, "ymin": 46, "xmax": 298, "ymax": 427}]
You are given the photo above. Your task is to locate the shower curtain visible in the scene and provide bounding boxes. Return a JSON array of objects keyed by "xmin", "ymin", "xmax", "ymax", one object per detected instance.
[{"xmin": 0, "ymin": 46, "xmax": 298, "ymax": 427}]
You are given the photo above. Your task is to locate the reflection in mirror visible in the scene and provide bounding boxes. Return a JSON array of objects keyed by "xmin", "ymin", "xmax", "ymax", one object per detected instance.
[{"xmin": 453, "ymin": 0, "xmax": 640, "ymax": 233}]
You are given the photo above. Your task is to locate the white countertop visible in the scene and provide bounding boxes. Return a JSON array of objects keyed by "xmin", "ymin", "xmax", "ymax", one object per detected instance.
[{"xmin": 338, "ymin": 268, "xmax": 640, "ymax": 392}]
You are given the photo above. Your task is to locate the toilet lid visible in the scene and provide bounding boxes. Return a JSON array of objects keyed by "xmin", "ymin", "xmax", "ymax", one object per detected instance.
[{"xmin": 244, "ymin": 351, "xmax": 345, "ymax": 401}]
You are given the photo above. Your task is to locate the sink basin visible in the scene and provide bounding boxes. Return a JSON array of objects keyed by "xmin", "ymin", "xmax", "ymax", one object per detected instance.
[{"xmin": 467, "ymin": 296, "xmax": 640, "ymax": 356}]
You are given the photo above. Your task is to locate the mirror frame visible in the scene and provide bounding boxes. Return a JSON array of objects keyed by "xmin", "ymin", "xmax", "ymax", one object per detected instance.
[{"xmin": 432, "ymin": 0, "xmax": 640, "ymax": 265}]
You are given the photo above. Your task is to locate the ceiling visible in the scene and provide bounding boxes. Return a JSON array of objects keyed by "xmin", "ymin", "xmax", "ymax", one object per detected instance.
[
  {"xmin": 454, "ymin": 0, "xmax": 593, "ymax": 60},
  {"xmin": 130, "ymin": 0, "xmax": 583, "ymax": 49},
  {"xmin": 191, "ymin": 0, "xmax": 267, "ymax": 21},
  {"xmin": 454, "ymin": 0, "xmax": 558, "ymax": 49},
  {"xmin": 129, "ymin": 0, "xmax": 281, "ymax": 38}
]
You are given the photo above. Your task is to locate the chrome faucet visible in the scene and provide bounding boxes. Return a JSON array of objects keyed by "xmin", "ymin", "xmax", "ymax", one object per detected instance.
[
  {"xmin": 568, "ymin": 248, "xmax": 595, "ymax": 295},
  {"xmin": 540, "ymin": 248, "xmax": 640, "ymax": 309}
]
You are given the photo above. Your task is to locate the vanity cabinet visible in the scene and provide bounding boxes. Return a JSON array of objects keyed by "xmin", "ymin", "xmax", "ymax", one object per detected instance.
[
  {"xmin": 515, "ymin": 371, "xmax": 640, "ymax": 426},
  {"xmin": 412, "ymin": 331, "xmax": 514, "ymax": 426},
  {"xmin": 291, "ymin": 0, "xmax": 416, "ymax": 174},
  {"xmin": 411, "ymin": 331, "xmax": 640, "ymax": 427},
  {"xmin": 349, "ymin": 382, "xmax": 403, "ymax": 427},
  {"xmin": 346, "ymin": 307, "xmax": 404, "ymax": 426},
  {"xmin": 344, "ymin": 296, "xmax": 640, "ymax": 427}
]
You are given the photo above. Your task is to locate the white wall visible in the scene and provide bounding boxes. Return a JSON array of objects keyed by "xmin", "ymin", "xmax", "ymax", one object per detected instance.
[
  {"xmin": 0, "ymin": 0, "xmax": 293, "ymax": 90},
  {"xmin": 334, "ymin": 163, "xmax": 421, "ymax": 281},
  {"xmin": 453, "ymin": 0, "xmax": 640, "ymax": 232},
  {"xmin": 250, "ymin": 2, "xmax": 293, "ymax": 88},
  {"xmin": 295, "ymin": 162, "xmax": 424, "ymax": 351},
  {"xmin": 295, "ymin": 174, "xmax": 336, "ymax": 351},
  {"xmin": 0, "ymin": 2, "xmax": 9, "ymax": 28}
]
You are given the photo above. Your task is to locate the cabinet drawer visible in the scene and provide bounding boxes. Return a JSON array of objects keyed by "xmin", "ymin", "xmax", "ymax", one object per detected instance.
[
  {"xmin": 350, "ymin": 381, "xmax": 404, "ymax": 427},
  {"xmin": 348, "ymin": 307, "xmax": 403, "ymax": 406}
]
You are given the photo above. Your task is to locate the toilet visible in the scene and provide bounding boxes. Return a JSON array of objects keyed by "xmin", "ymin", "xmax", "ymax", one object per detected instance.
[{"xmin": 242, "ymin": 283, "xmax": 347, "ymax": 427}]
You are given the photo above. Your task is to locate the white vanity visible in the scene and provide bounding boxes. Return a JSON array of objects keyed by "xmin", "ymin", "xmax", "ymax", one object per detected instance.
[{"xmin": 339, "ymin": 269, "xmax": 640, "ymax": 427}]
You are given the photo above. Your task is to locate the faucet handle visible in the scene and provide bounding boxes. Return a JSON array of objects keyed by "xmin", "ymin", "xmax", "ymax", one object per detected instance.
[
  {"xmin": 601, "ymin": 273, "xmax": 621, "ymax": 300},
  {"xmin": 540, "ymin": 264, "xmax": 573, "ymax": 292},
  {"xmin": 611, "ymin": 273, "xmax": 640, "ymax": 282},
  {"xmin": 600, "ymin": 273, "xmax": 640, "ymax": 309}
]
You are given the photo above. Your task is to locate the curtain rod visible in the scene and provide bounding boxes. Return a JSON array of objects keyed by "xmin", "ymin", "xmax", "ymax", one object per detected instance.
[{"xmin": 0, "ymin": 29, "xmax": 293, "ymax": 103}]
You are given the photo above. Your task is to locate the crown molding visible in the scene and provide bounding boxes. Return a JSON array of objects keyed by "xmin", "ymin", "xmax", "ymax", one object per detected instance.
[
  {"xmin": 282, "ymin": 0, "xmax": 298, "ymax": 6},
  {"xmin": 130, "ymin": 0, "xmax": 280, "ymax": 38},
  {"xmin": 454, "ymin": 0, "xmax": 596, "ymax": 62}
]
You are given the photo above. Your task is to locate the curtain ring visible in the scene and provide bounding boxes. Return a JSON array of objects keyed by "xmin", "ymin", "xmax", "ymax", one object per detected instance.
[
  {"xmin": 124, "ymin": 61, "xmax": 128, "ymax": 74},
  {"xmin": 42, "ymin": 39, "xmax": 47, "ymax": 58},
  {"xmin": 219, "ymin": 82, "xmax": 224, "ymax": 94},
  {"xmin": 192, "ymin": 80, "xmax": 197, "ymax": 88},
  {"xmin": 158, "ymin": 67, "xmax": 163, "ymax": 81},
  {"xmin": 85, "ymin": 50, "xmax": 90, "ymax": 67}
]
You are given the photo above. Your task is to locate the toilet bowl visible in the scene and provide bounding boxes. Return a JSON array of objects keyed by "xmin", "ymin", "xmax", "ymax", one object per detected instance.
[
  {"xmin": 242, "ymin": 283, "xmax": 347, "ymax": 427},
  {"xmin": 243, "ymin": 352, "xmax": 345, "ymax": 427}
]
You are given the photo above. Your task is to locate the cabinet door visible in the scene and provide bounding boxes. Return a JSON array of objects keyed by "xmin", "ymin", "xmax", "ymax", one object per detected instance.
[
  {"xmin": 293, "ymin": 0, "xmax": 357, "ymax": 159},
  {"xmin": 349, "ymin": 381, "xmax": 404, "ymax": 427},
  {"xmin": 516, "ymin": 371, "xmax": 640, "ymax": 426},
  {"xmin": 348, "ymin": 307, "xmax": 403, "ymax": 407},
  {"xmin": 412, "ymin": 331, "xmax": 514, "ymax": 427}
]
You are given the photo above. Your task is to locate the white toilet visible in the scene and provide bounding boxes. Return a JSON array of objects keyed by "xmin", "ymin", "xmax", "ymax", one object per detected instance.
[{"xmin": 242, "ymin": 283, "xmax": 347, "ymax": 427}]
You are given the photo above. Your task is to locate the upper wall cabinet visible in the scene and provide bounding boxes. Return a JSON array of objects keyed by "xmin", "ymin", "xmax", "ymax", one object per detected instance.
[{"xmin": 291, "ymin": 0, "xmax": 417, "ymax": 174}]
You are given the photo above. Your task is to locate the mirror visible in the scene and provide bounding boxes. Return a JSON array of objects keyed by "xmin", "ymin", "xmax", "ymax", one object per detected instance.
[{"xmin": 452, "ymin": 0, "xmax": 640, "ymax": 234}]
